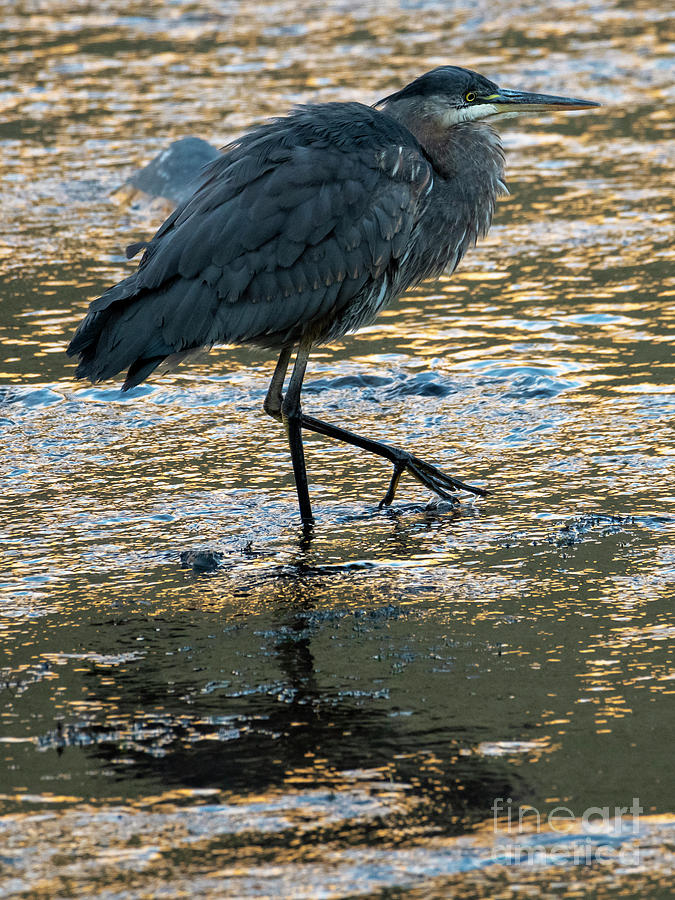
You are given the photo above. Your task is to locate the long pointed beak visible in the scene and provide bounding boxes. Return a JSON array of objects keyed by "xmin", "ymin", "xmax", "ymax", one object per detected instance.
[{"xmin": 489, "ymin": 88, "xmax": 600, "ymax": 113}]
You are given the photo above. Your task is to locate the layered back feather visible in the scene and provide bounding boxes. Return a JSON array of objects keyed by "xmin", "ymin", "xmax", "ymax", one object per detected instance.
[{"xmin": 68, "ymin": 99, "xmax": 504, "ymax": 390}]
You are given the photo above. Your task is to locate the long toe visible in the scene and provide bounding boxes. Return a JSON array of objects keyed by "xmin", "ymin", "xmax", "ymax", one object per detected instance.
[
  {"xmin": 407, "ymin": 462, "xmax": 460, "ymax": 501},
  {"xmin": 382, "ymin": 451, "xmax": 488, "ymax": 504},
  {"xmin": 408, "ymin": 454, "xmax": 489, "ymax": 498}
]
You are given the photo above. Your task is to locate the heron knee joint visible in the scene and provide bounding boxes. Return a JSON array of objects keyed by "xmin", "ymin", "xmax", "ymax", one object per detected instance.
[{"xmin": 263, "ymin": 396, "xmax": 282, "ymax": 421}]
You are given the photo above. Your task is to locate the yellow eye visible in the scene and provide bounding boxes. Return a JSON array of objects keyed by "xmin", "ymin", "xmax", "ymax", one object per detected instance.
[{"xmin": 465, "ymin": 91, "xmax": 477, "ymax": 103}]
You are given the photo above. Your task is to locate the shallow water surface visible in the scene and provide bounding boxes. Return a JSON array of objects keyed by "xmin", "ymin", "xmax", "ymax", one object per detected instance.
[{"xmin": 1, "ymin": 1, "xmax": 674, "ymax": 897}]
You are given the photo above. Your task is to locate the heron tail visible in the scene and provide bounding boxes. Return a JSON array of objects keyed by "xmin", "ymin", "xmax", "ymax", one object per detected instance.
[{"xmin": 67, "ymin": 274, "xmax": 172, "ymax": 390}]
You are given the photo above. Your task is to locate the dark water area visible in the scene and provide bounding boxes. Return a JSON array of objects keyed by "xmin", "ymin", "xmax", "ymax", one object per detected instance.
[{"xmin": 1, "ymin": 1, "xmax": 673, "ymax": 897}]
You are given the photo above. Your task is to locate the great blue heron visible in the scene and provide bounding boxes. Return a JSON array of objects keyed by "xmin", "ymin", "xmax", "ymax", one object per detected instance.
[{"xmin": 68, "ymin": 66, "xmax": 598, "ymax": 525}]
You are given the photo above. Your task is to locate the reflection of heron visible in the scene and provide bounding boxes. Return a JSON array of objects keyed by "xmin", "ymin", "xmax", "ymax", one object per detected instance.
[{"xmin": 68, "ymin": 66, "xmax": 597, "ymax": 524}]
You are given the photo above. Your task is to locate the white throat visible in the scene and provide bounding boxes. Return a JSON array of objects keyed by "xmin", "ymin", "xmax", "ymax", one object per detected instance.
[{"xmin": 439, "ymin": 103, "xmax": 500, "ymax": 126}]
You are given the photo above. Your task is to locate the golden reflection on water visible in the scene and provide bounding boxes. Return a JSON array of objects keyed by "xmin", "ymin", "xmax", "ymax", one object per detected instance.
[{"xmin": 1, "ymin": 0, "xmax": 674, "ymax": 896}]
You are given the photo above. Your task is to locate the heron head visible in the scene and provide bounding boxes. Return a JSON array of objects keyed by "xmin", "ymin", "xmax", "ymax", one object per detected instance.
[{"xmin": 376, "ymin": 65, "xmax": 599, "ymax": 128}]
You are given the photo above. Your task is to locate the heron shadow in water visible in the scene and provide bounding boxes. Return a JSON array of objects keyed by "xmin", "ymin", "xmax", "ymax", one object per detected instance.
[{"xmin": 67, "ymin": 66, "xmax": 598, "ymax": 526}]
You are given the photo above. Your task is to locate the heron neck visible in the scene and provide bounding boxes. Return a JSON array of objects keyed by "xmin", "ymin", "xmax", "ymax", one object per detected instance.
[
  {"xmin": 385, "ymin": 108, "xmax": 507, "ymax": 279},
  {"xmin": 423, "ymin": 121, "xmax": 507, "ymax": 247}
]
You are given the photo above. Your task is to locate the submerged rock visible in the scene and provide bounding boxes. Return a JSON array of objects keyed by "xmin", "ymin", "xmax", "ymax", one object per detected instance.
[
  {"xmin": 113, "ymin": 136, "xmax": 221, "ymax": 208},
  {"xmin": 180, "ymin": 549, "xmax": 225, "ymax": 574}
]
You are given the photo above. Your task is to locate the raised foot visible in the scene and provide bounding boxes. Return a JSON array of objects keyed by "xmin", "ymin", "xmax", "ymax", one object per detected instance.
[{"xmin": 378, "ymin": 447, "xmax": 488, "ymax": 508}]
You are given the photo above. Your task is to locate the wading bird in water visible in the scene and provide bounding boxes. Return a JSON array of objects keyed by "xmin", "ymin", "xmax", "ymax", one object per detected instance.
[{"xmin": 68, "ymin": 66, "xmax": 598, "ymax": 525}]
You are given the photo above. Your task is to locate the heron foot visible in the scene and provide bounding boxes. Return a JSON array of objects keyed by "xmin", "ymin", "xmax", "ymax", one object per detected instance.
[
  {"xmin": 295, "ymin": 411, "xmax": 487, "ymax": 509},
  {"xmin": 378, "ymin": 447, "xmax": 488, "ymax": 508}
]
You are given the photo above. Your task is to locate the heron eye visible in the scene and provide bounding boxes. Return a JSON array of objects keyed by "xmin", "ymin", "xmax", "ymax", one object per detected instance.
[{"xmin": 465, "ymin": 91, "xmax": 477, "ymax": 103}]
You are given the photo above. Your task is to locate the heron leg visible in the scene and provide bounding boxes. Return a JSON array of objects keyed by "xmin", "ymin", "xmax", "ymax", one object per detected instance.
[
  {"xmin": 282, "ymin": 339, "xmax": 314, "ymax": 526},
  {"xmin": 264, "ymin": 344, "xmax": 293, "ymax": 422},
  {"xmin": 262, "ymin": 345, "xmax": 485, "ymax": 515},
  {"xmin": 298, "ymin": 412, "xmax": 487, "ymax": 507}
]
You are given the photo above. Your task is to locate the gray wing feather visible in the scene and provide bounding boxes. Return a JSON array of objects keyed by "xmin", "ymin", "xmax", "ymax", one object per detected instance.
[{"xmin": 68, "ymin": 104, "xmax": 432, "ymax": 388}]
